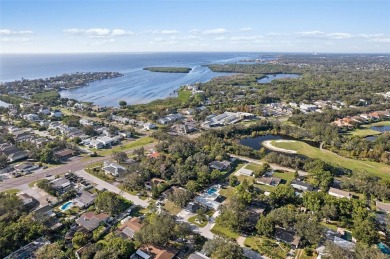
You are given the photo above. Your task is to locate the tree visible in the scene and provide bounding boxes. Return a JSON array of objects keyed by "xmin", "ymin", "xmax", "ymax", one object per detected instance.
[
  {"xmin": 72, "ymin": 232, "xmax": 89, "ymax": 248},
  {"xmin": 82, "ymin": 125, "xmax": 97, "ymax": 136},
  {"xmin": 167, "ymin": 188, "xmax": 193, "ymax": 208},
  {"xmin": 323, "ymin": 240, "xmax": 354, "ymax": 259},
  {"xmin": 35, "ymin": 242, "xmax": 67, "ymax": 259},
  {"xmin": 203, "ymin": 238, "xmax": 245, "ymax": 259},
  {"xmin": 95, "ymin": 191, "xmax": 129, "ymax": 215},
  {"xmin": 256, "ymin": 215, "xmax": 275, "ymax": 237},
  {"xmin": 94, "ymin": 234, "xmax": 135, "ymax": 259},
  {"xmin": 0, "ymin": 154, "xmax": 8, "ymax": 169},
  {"xmin": 134, "ymin": 212, "xmax": 176, "ymax": 245},
  {"xmin": 123, "ymin": 173, "xmax": 144, "ymax": 191},
  {"xmin": 295, "ymin": 214, "xmax": 323, "ymax": 245},
  {"xmin": 229, "ymin": 175, "xmax": 238, "ymax": 187},
  {"xmin": 269, "ymin": 185, "xmax": 296, "ymax": 207},
  {"xmin": 353, "ymin": 218, "xmax": 379, "ymax": 245},
  {"xmin": 119, "ymin": 100, "xmax": 127, "ymax": 107},
  {"xmin": 0, "ymin": 192, "xmax": 24, "ymax": 222},
  {"xmin": 112, "ymin": 151, "xmax": 128, "ymax": 164}
]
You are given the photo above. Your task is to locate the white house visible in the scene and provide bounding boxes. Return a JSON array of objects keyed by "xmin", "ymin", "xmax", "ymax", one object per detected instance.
[
  {"xmin": 143, "ymin": 122, "xmax": 156, "ymax": 130},
  {"xmin": 51, "ymin": 110, "xmax": 63, "ymax": 118},
  {"xmin": 102, "ymin": 161, "xmax": 126, "ymax": 176},
  {"xmin": 23, "ymin": 114, "xmax": 40, "ymax": 122},
  {"xmin": 328, "ymin": 187, "xmax": 352, "ymax": 199}
]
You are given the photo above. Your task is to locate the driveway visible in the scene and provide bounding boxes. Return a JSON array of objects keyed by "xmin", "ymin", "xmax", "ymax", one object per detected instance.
[{"xmin": 75, "ymin": 170, "xmax": 149, "ymax": 208}]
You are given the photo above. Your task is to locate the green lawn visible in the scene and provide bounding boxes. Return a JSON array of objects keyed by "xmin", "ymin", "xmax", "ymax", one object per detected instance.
[
  {"xmin": 244, "ymin": 236, "xmax": 290, "ymax": 259},
  {"xmin": 96, "ymin": 137, "xmax": 155, "ymax": 156},
  {"xmin": 163, "ymin": 200, "xmax": 182, "ymax": 215},
  {"xmin": 271, "ymin": 140, "xmax": 390, "ymax": 180},
  {"xmin": 349, "ymin": 121, "xmax": 390, "ymax": 137},
  {"xmin": 1, "ymin": 189, "xmax": 20, "ymax": 195},
  {"xmin": 245, "ymin": 163, "xmax": 263, "ymax": 172},
  {"xmin": 219, "ymin": 186, "xmax": 236, "ymax": 200},
  {"xmin": 254, "ymin": 183, "xmax": 276, "ymax": 193},
  {"xmin": 210, "ymin": 223, "xmax": 240, "ymax": 239},
  {"xmin": 321, "ymin": 221, "xmax": 339, "ymax": 231},
  {"xmin": 28, "ymin": 179, "xmax": 43, "ymax": 188},
  {"xmin": 188, "ymin": 215, "xmax": 208, "ymax": 227},
  {"xmin": 273, "ymin": 171, "xmax": 295, "ymax": 183}
]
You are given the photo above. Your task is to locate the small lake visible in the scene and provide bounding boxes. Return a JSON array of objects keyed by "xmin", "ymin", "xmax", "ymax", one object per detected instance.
[
  {"xmin": 371, "ymin": 125, "xmax": 390, "ymax": 132},
  {"xmin": 0, "ymin": 100, "xmax": 10, "ymax": 107},
  {"xmin": 257, "ymin": 73, "xmax": 300, "ymax": 84},
  {"xmin": 240, "ymin": 135, "xmax": 285, "ymax": 150}
]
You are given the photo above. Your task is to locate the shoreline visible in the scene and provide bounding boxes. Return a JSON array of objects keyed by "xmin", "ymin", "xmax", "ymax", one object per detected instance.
[{"xmin": 262, "ymin": 140, "xmax": 298, "ymax": 154}]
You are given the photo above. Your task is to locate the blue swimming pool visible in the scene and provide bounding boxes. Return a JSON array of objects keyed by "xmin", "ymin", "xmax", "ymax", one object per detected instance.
[
  {"xmin": 60, "ymin": 201, "xmax": 73, "ymax": 211},
  {"xmin": 207, "ymin": 188, "xmax": 217, "ymax": 195},
  {"xmin": 378, "ymin": 242, "xmax": 390, "ymax": 255}
]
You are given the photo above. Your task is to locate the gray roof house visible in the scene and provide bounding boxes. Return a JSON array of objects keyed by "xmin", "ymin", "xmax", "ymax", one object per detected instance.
[
  {"xmin": 291, "ymin": 179, "xmax": 314, "ymax": 192},
  {"xmin": 102, "ymin": 161, "xmax": 126, "ymax": 176},
  {"xmin": 76, "ymin": 212, "xmax": 110, "ymax": 231}
]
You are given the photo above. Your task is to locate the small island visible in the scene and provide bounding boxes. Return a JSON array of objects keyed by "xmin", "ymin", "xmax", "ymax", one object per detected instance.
[{"xmin": 143, "ymin": 67, "xmax": 192, "ymax": 73}]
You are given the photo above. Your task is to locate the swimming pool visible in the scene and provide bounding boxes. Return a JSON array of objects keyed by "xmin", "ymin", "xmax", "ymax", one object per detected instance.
[
  {"xmin": 60, "ymin": 201, "xmax": 73, "ymax": 211},
  {"xmin": 378, "ymin": 243, "xmax": 390, "ymax": 255},
  {"xmin": 207, "ymin": 188, "xmax": 217, "ymax": 195}
]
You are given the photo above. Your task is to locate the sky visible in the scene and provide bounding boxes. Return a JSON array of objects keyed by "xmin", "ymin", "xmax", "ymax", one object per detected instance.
[{"xmin": 0, "ymin": 0, "xmax": 389, "ymax": 53}]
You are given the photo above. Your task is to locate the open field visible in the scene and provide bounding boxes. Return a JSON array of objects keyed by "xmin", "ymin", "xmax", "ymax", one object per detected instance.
[
  {"xmin": 1, "ymin": 188, "xmax": 20, "ymax": 194},
  {"xmin": 163, "ymin": 200, "xmax": 182, "ymax": 215},
  {"xmin": 271, "ymin": 140, "xmax": 390, "ymax": 180},
  {"xmin": 244, "ymin": 236, "xmax": 290, "ymax": 259},
  {"xmin": 96, "ymin": 137, "xmax": 155, "ymax": 156},
  {"xmin": 348, "ymin": 121, "xmax": 390, "ymax": 137},
  {"xmin": 210, "ymin": 223, "xmax": 240, "ymax": 239},
  {"xmin": 188, "ymin": 215, "xmax": 208, "ymax": 227}
]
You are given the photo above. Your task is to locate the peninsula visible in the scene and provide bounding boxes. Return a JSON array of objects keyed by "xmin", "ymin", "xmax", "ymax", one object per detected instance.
[{"xmin": 143, "ymin": 67, "xmax": 192, "ymax": 73}]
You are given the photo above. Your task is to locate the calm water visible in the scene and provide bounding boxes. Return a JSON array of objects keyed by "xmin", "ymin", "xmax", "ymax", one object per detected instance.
[
  {"xmin": 240, "ymin": 135, "xmax": 284, "ymax": 150},
  {"xmin": 371, "ymin": 125, "xmax": 390, "ymax": 132},
  {"xmin": 1, "ymin": 52, "xmax": 275, "ymax": 106},
  {"xmin": 257, "ymin": 73, "xmax": 300, "ymax": 83}
]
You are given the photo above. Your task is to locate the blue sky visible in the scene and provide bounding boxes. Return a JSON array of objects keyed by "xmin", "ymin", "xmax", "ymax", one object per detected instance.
[{"xmin": 0, "ymin": 0, "xmax": 389, "ymax": 53}]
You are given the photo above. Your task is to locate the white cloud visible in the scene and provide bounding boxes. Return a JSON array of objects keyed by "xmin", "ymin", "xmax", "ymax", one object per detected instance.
[
  {"xmin": 294, "ymin": 31, "xmax": 325, "ymax": 37},
  {"xmin": 230, "ymin": 35, "xmax": 263, "ymax": 41},
  {"xmin": 326, "ymin": 32, "xmax": 353, "ymax": 39},
  {"xmin": 189, "ymin": 29, "xmax": 201, "ymax": 34},
  {"xmin": 240, "ymin": 27, "xmax": 252, "ymax": 32},
  {"xmin": 160, "ymin": 30, "xmax": 180, "ymax": 35},
  {"xmin": 203, "ymin": 28, "xmax": 227, "ymax": 35},
  {"xmin": 1, "ymin": 37, "xmax": 31, "ymax": 42},
  {"xmin": 64, "ymin": 28, "xmax": 134, "ymax": 38},
  {"xmin": 0, "ymin": 29, "xmax": 34, "ymax": 36},
  {"xmin": 214, "ymin": 36, "xmax": 226, "ymax": 41}
]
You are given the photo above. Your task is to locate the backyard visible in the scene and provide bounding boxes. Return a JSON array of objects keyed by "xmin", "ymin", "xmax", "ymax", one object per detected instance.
[{"xmin": 244, "ymin": 236, "xmax": 291, "ymax": 259}]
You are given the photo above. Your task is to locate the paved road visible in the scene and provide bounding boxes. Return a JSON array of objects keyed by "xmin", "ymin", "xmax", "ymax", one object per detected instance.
[
  {"xmin": 75, "ymin": 170, "xmax": 149, "ymax": 207},
  {"xmin": 0, "ymin": 143, "xmax": 156, "ymax": 192},
  {"xmin": 230, "ymin": 154, "xmax": 308, "ymax": 176}
]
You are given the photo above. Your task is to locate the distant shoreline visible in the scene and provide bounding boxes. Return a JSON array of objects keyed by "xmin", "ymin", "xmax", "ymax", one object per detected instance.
[{"xmin": 143, "ymin": 67, "xmax": 192, "ymax": 73}]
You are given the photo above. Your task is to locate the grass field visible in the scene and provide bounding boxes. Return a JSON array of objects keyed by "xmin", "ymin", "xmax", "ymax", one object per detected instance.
[
  {"xmin": 271, "ymin": 140, "xmax": 390, "ymax": 180},
  {"xmin": 245, "ymin": 163, "xmax": 263, "ymax": 172},
  {"xmin": 210, "ymin": 223, "xmax": 240, "ymax": 239},
  {"xmin": 188, "ymin": 215, "xmax": 208, "ymax": 227},
  {"xmin": 219, "ymin": 186, "xmax": 236, "ymax": 200},
  {"xmin": 96, "ymin": 136, "xmax": 155, "ymax": 156},
  {"xmin": 273, "ymin": 171, "xmax": 295, "ymax": 183},
  {"xmin": 244, "ymin": 236, "xmax": 290, "ymax": 259},
  {"xmin": 348, "ymin": 121, "xmax": 390, "ymax": 137},
  {"xmin": 1, "ymin": 188, "xmax": 20, "ymax": 194},
  {"xmin": 163, "ymin": 200, "xmax": 182, "ymax": 215}
]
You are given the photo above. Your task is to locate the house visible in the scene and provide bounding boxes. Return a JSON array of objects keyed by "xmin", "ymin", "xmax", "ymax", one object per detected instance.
[
  {"xmin": 51, "ymin": 110, "xmax": 63, "ymax": 118},
  {"xmin": 274, "ymin": 227, "xmax": 301, "ymax": 249},
  {"xmin": 290, "ymin": 179, "xmax": 314, "ymax": 192},
  {"xmin": 54, "ymin": 148, "xmax": 75, "ymax": 161},
  {"xmin": 256, "ymin": 176, "xmax": 281, "ymax": 186},
  {"xmin": 85, "ymin": 139, "xmax": 105, "ymax": 149},
  {"xmin": 143, "ymin": 122, "xmax": 157, "ymax": 130},
  {"xmin": 73, "ymin": 190, "xmax": 97, "ymax": 209},
  {"xmin": 147, "ymin": 151, "xmax": 161, "ymax": 159},
  {"xmin": 39, "ymin": 107, "xmax": 51, "ymax": 115},
  {"xmin": 102, "ymin": 161, "xmax": 126, "ymax": 176},
  {"xmin": 328, "ymin": 187, "xmax": 352, "ymax": 199},
  {"xmin": 188, "ymin": 252, "xmax": 210, "ymax": 259},
  {"xmin": 118, "ymin": 217, "xmax": 143, "ymax": 239},
  {"xmin": 50, "ymin": 177, "xmax": 72, "ymax": 193},
  {"xmin": 376, "ymin": 201, "xmax": 390, "ymax": 214},
  {"xmin": 76, "ymin": 212, "xmax": 110, "ymax": 231},
  {"xmin": 0, "ymin": 144, "xmax": 28, "ymax": 162},
  {"xmin": 14, "ymin": 162, "xmax": 39, "ymax": 173},
  {"xmin": 23, "ymin": 113, "xmax": 40, "ymax": 121},
  {"xmin": 145, "ymin": 178, "xmax": 166, "ymax": 190},
  {"xmin": 4, "ymin": 237, "xmax": 50, "ymax": 259},
  {"xmin": 17, "ymin": 192, "xmax": 35, "ymax": 206},
  {"xmin": 131, "ymin": 244, "xmax": 178, "ymax": 259},
  {"xmin": 32, "ymin": 205, "xmax": 54, "ymax": 220},
  {"xmin": 96, "ymin": 136, "xmax": 117, "ymax": 147},
  {"xmin": 79, "ymin": 119, "xmax": 94, "ymax": 126},
  {"xmin": 209, "ymin": 160, "xmax": 231, "ymax": 171},
  {"xmin": 176, "ymin": 124, "xmax": 196, "ymax": 134}
]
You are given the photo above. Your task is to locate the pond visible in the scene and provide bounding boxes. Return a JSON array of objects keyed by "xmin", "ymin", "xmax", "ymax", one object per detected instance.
[
  {"xmin": 378, "ymin": 242, "xmax": 390, "ymax": 255},
  {"xmin": 371, "ymin": 125, "xmax": 390, "ymax": 133},
  {"xmin": 240, "ymin": 135, "xmax": 285, "ymax": 150},
  {"xmin": 257, "ymin": 73, "xmax": 300, "ymax": 84}
]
